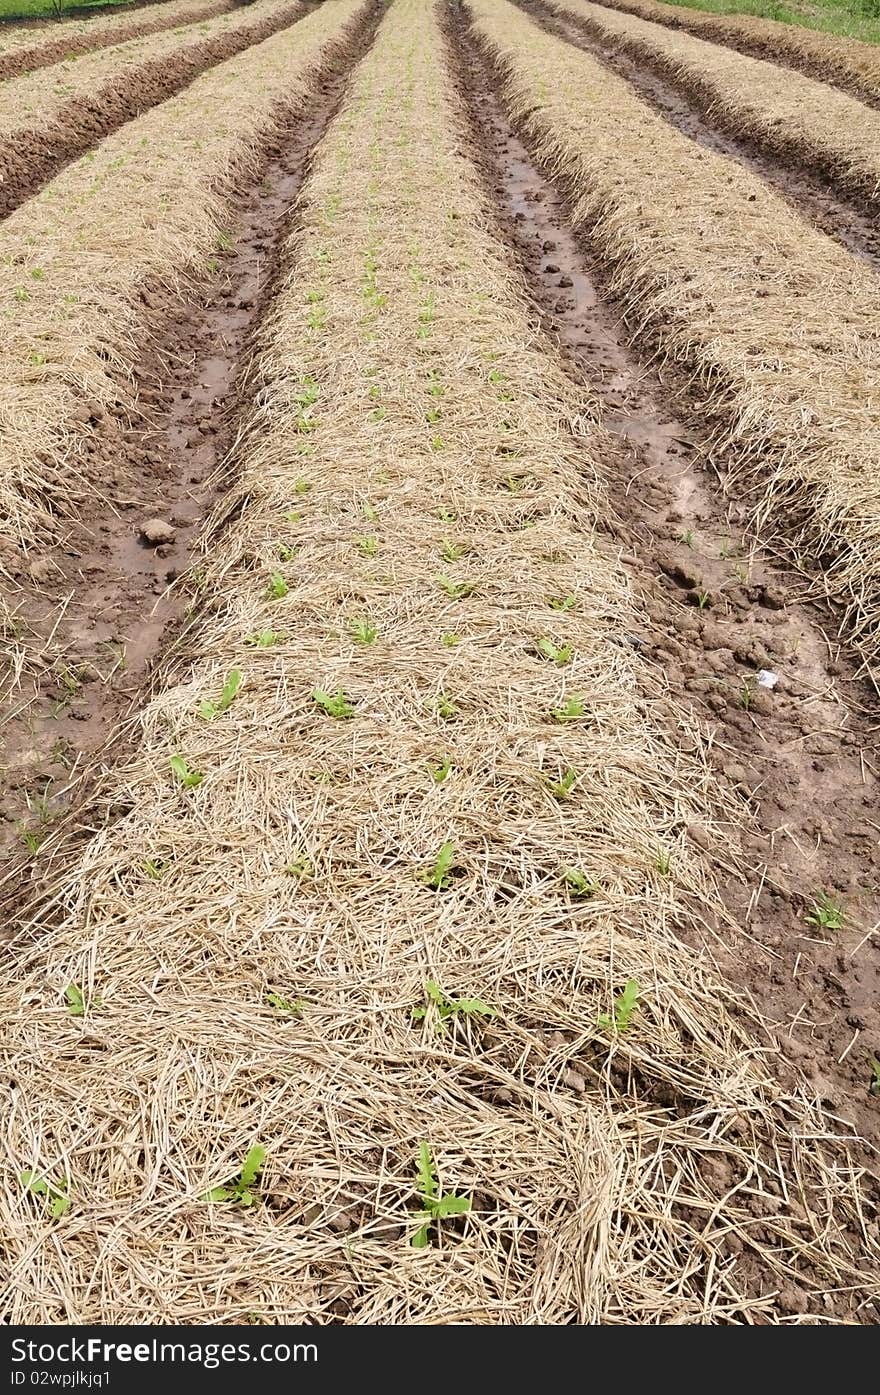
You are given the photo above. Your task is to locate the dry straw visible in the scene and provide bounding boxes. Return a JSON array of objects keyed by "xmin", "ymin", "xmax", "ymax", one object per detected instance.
[
  {"xmin": 469, "ymin": 0, "xmax": 880, "ymax": 683},
  {"xmin": 0, "ymin": 0, "xmax": 305, "ymax": 151},
  {"xmin": 1, "ymin": 0, "xmax": 876, "ymax": 1325},
  {"xmin": 0, "ymin": 0, "xmax": 234, "ymax": 75},
  {"xmin": 589, "ymin": 0, "xmax": 880, "ymax": 105},
  {"xmin": 0, "ymin": 0, "xmax": 371, "ymax": 552},
  {"xmin": 548, "ymin": 0, "xmax": 880, "ymax": 213}
]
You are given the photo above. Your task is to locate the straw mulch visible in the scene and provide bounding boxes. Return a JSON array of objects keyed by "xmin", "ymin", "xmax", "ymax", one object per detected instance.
[
  {"xmin": 0, "ymin": 0, "xmax": 234, "ymax": 71},
  {"xmin": 0, "ymin": 0, "xmax": 370, "ymax": 551},
  {"xmin": 2, "ymin": 0, "xmax": 876, "ymax": 1325},
  {"xmin": 470, "ymin": 0, "xmax": 880, "ymax": 683},
  {"xmin": 589, "ymin": 0, "xmax": 880, "ymax": 104},
  {"xmin": 547, "ymin": 0, "xmax": 880, "ymax": 213},
  {"xmin": 0, "ymin": 0, "xmax": 305, "ymax": 150}
]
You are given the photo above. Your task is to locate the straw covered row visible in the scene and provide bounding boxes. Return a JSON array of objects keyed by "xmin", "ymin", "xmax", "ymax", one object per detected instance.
[
  {"xmin": 0, "ymin": 0, "xmax": 234, "ymax": 79},
  {"xmin": 546, "ymin": 0, "xmax": 880, "ymax": 213},
  {"xmin": 468, "ymin": 0, "xmax": 880, "ymax": 681},
  {"xmin": 1, "ymin": 0, "xmax": 875, "ymax": 1325},
  {"xmin": 0, "ymin": 0, "xmax": 372, "ymax": 552},
  {"xmin": 586, "ymin": 0, "xmax": 880, "ymax": 105}
]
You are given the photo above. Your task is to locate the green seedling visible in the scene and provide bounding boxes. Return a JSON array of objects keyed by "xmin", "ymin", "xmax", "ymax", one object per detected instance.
[
  {"xmin": 425, "ymin": 408, "xmax": 442, "ymax": 425},
  {"xmin": 805, "ymin": 892, "xmax": 845, "ymax": 933},
  {"xmin": 694, "ymin": 590, "xmax": 711, "ymax": 611},
  {"xmin": 361, "ymin": 502, "xmax": 379, "ymax": 522},
  {"xmin": 562, "ymin": 867, "xmax": 598, "ymax": 898},
  {"xmin": 277, "ymin": 542, "xmax": 297, "ymax": 562},
  {"xmin": 357, "ymin": 535, "xmax": 379, "ymax": 558},
  {"xmin": 411, "ymin": 1142, "xmax": 470, "ymax": 1249},
  {"xmin": 294, "ymin": 478, "xmax": 311, "ymax": 496},
  {"xmin": 412, "ymin": 978, "xmax": 494, "ymax": 1031},
  {"xmin": 369, "ymin": 407, "xmax": 387, "ymax": 424},
  {"xmin": 170, "ymin": 755, "xmax": 203, "ymax": 789},
  {"xmin": 267, "ymin": 573, "xmax": 289, "ymax": 600},
  {"xmin": 418, "ymin": 841, "xmax": 456, "ymax": 890},
  {"xmin": 437, "ymin": 506, "xmax": 456, "ymax": 524},
  {"xmin": 285, "ymin": 854, "xmax": 311, "ymax": 879},
  {"xmin": 198, "ymin": 669, "xmax": 242, "ymax": 722},
  {"xmin": 13, "ymin": 287, "xmax": 29, "ymax": 303},
  {"xmin": 441, "ymin": 632, "xmax": 460, "ymax": 648},
  {"xmin": 350, "ymin": 618, "xmax": 378, "ymax": 645},
  {"xmin": 245, "ymin": 629, "xmax": 284, "ymax": 648},
  {"xmin": 545, "ymin": 768, "xmax": 578, "ymax": 801},
  {"xmin": 285, "ymin": 510, "xmax": 302, "ymax": 524},
  {"xmin": 679, "ymin": 530, "xmax": 695, "ymax": 548},
  {"xmin": 202, "ymin": 1145, "xmax": 266, "ymax": 1207},
  {"xmin": 550, "ymin": 696, "xmax": 586, "ymax": 723},
  {"xmin": 430, "ymin": 757, "xmax": 453, "ymax": 784},
  {"xmin": 19, "ymin": 1171, "xmax": 70, "ymax": 1220},
  {"xmin": 548, "ymin": 594, "xmax": 576, "ymax": 612},
  {"xmin": 430, "ymin": 434, "xmax": 445, "ymax": 452},
  {"xmin": 312, "ymin": 689, "xmax": 354, "ymax": 720},
  {"xmin": 267, "ymin": 992, "xmax": 306, "ymax": 1016},
  {"xmin": 142, "ymin": 857, "xmax": 167, "ymax": 880},
  {"xmin": 440, "ymin": 540, "xmax": 468, "ymax": 563},
  {"xmin": 504, "ymin": 475, "xmax": 527, "ymax": 494},
  {"xmin": 65, "ymin": 983, "xmax": 85, "ymax": 1017},
  {"xmin": 597, "ymin": 979, "xmax": 640, "ymax": 1034},
  {"xmin": 433, "ymin": 694, "xmax": 457, "ymax": 720},
  {"xmin": 656, "ymin": 849, "xmax": 671, "ymax": 876},
  {"xmin": 538, "ymin": 638, "xmax": 574, "ymax": 666},
  {"xmin": 739, "ymin": 677, "xmax": 754, "ymax": 711},
  {"xmin": 19, "ymin": 827, "xmax": 41, "ymax": 856},
  {"xmin": 437, "ymin": 575, "xmax": 474, "ymax": 600}
]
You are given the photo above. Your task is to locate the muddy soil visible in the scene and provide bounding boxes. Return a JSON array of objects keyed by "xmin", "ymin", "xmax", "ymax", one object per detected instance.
[
  {"xmin": 517, "ymin": 0, "xmax": 880, "ymax": 274},
  {"xmin": 0, "ymin": 0, "xmax": 234, "ymax": 80},
  {"xmin": 0, "ymin": 22, "xmax": 381, "ymax": 899},
  {"xmin": 0, "ymin": 3, "xmax": 309, "ymax": 219},
  {"xmin": 452, "ymin": 15, "xmax": 880, "ymax": 1193}
]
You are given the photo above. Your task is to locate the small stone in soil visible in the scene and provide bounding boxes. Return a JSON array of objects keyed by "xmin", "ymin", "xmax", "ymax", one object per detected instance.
[{"xmin": 139, "ymin": 518, "xmax": 176, "ymax": 547}]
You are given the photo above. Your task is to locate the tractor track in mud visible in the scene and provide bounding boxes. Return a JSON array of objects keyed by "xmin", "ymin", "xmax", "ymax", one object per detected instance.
[
  {"xmin": 516, "ymin": 0, "xmax": 880, "ymax": 277},
  {"xmin": 450, "ymin": 7, "xmax": 880, "ymax": 1181},
  {"xmin": 0, "ymin": 4, "xmax": 312, "ymax": 220},
  {"xmin": 0, "ymin": 6, "xmax": 383, "ymax": 906},
  {"xmin": 0, "ymin": 0, "xmax": 234, "ymax": 81}
]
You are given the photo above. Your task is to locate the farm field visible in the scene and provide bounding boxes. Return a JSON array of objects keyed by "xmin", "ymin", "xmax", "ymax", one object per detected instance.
[{"xmin": 0, "ymin": 0, "xmax": 879, "ymax": 1326}]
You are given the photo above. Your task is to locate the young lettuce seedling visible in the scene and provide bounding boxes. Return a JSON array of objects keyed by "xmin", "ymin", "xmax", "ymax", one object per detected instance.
[
  {"xmin": 597, "ymin": 979, "xmax": 640, "ymax": 1034},
  {"xmin": 198, "ymin": 669, "xmax": 242, "ymax": 721},
  {"xmin": 410, "ymin": 1142, "xmax": 470, "ymax": 1249}
]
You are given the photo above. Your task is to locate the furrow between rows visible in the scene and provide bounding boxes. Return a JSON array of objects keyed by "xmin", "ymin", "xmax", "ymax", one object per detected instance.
[
  {"xmin": 1, "ymin": 0, "xmax": 875, "ymax": 1327},
  {"xmin": 467, "ymin": 0, "xmax": 880, "ymax": 682},
  {"xmin": 0, "ymin": 0, "xmax": 309, "ymax": 218}
]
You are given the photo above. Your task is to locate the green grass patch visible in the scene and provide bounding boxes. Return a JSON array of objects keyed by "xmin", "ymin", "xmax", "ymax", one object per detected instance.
[{"xmin": 660, "ymin": 0, "xmax": 880, "ymax": 45}]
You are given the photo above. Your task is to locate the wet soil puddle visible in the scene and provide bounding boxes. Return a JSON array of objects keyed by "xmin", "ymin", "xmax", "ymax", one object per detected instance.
[
  {"xmin": 520, "ymin": 0, "xmax": 880, "ymax": 276},
  {"xmin": 454, "ymin": 14, "xmax": 880, "ymax": 1168}
]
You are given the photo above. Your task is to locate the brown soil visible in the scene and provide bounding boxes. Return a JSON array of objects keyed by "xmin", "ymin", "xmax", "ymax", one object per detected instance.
[
  {"xmin": 0, "ymin": 0, "xmax": 234, "ymax": 80},
  {"xmin": 450, "ymin": 9, "xmax": 880, "ymax": 1212},
  {"xmin": 589, "ymin": 0, "xmax": 880, "ymax": 111},
  {"xmin": 519, "ymin": 0, "xmax": 880, "ymax": 274},
  {"xmin": 0, "ymin": 2, "xmax": 308, "ymax": 219},
  {"xmin": 0, "ymin": 9, "xmax": 383, "ymax": 902}
]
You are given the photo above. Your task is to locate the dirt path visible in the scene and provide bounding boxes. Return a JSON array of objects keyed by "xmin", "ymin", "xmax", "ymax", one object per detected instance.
[
  {"xmin": 518, "ymin": 0, "xmax": 880, "ymax": 274},
  {"xmin": 452, "ymin": 9, "xmax": 880, "ymax": 1179},
  {"xmin": 0, "ymin": 12, "xmax": 382, "ymax": 887}
]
